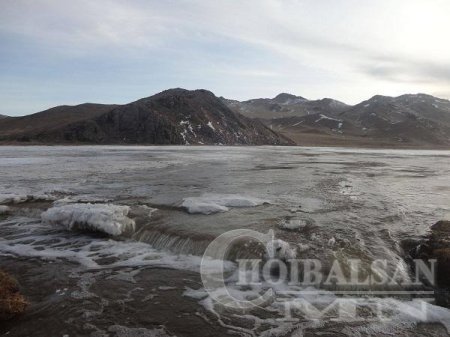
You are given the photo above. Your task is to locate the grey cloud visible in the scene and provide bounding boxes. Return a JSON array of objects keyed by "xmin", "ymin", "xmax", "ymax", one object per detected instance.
[{"xmin": 361, "ymin": 55, "xmax": 450, "ymax": 84}]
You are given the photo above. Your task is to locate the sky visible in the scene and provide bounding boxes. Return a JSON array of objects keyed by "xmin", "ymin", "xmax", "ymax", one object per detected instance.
[{"xmin": 1, "ymin": 0, "xmax": 450, "ymax": 116}]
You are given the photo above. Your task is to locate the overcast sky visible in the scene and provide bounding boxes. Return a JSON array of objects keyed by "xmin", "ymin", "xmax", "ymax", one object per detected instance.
[{"xmin": 1, "ymin": 0, "xmax": 450, "ymax": 116}]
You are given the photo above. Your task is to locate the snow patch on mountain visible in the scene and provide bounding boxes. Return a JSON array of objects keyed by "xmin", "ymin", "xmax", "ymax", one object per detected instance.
[{"xmin": 315, "ymin": 114, "xmax": 342, "ymax": 123}]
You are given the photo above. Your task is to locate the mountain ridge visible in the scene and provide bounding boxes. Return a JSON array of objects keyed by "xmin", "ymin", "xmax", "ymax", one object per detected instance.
[
  {"xmin": 0, "ymin": 89, "xmax": 293, "ymax": 145},
  {"xmin": 223, "ymin": 92, "xmax": 450, "ymax": 147},
  {"xmin": 1, "ymin": 89, "xmax": 450, "ymax": 147},
  {"xmin": 223, "ymin": 93, "xmax": 350, "ymax": 120}
]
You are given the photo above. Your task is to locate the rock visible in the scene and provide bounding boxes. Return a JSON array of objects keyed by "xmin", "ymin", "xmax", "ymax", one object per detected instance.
[
  {"xmin": 431, "ymin": 220, "xmax": 450, "ymax": 233},
  {"xmin": 411, "ymin": 220, "xmax": 450, "ymax": 287},
  {"xmin": 0, "ymin": 270, "xmax": 28, "ymax": 320}
]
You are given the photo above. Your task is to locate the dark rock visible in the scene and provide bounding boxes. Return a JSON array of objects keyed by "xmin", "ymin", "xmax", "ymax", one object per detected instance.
[
  {"xmin": 431, "ymin": 220, "xmax": 450, "ymax": 233},
  {"xmin": 0, "ymin": 270, "xmax": 27, "ymax": 320},
  {"xmin": 411, "ymin": 220, "xmax": 450, "ymax": 288}
]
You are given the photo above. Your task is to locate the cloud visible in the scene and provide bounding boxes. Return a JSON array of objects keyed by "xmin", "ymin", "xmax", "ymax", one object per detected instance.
[
  {"xmin": 362, "ymin": 56, "xmax": 450, "ymax": 84},
  {"xmin": 1, "ymin": 0, "xmax": 450, "ymax": 115}
]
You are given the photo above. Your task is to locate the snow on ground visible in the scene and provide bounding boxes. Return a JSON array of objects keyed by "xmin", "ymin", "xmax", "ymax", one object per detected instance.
[
  {"xmin": 41, "ymin": 203, "xmax": 135, "ymax": 236},
  {"xmin": 179, "ymin": 120, "xmax": 196, "ymax": 144},
  {"xmin": 314, "ymin": 114, "xmax": 342, "ymax": 123},
  {"xmin": 0, "ymin": 205, "xmax": 9, "ymax": 214},
  {"xmin": 181, "ymin": 193, "xmax": 269, "ymax": 214},
  {"xmin": 207, "ymin": 121, "xmax": 215, "ymax": 131}
]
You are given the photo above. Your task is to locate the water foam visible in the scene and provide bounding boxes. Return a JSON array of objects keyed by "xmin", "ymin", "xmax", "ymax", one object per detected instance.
[
  {"xmin": 0, "ymin": 217, "xmax": 235, "ymax": 273},
  {"xmin": 186, "ymin": 272, "xmax": 450, "ymax": 337}
]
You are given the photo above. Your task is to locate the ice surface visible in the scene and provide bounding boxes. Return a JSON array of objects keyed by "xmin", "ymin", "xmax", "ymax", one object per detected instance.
[
  {"xmin": 1, "ymin": 146, "xmax": 450, "ymax": 335},
  {"xmin": 181, "ymin": 193, "xmax": 269, "ymax": 214},
  {"xmin": 41, "ymin": 203, "xmax": 135, "ymax": 236}
]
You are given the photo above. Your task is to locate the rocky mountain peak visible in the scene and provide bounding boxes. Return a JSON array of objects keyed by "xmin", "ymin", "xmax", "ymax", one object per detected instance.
[{"xmin": 273, "ymin": 93, "xmax": 307, "ymax": 104}]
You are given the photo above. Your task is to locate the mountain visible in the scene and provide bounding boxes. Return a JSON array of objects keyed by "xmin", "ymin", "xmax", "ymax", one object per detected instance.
[
  {"xmin": 223, "ymin": 93, "xmax": 349, "ymax": 119},
  {"xmin": 0, "ymin": 114, "xmax": 9, "ymax": 119},
  {"xmin": 2, "ymin": 90, "xmax": 449, "ymax": 147},
  {"xmin": 224, "ymin": 93, "xmax": 450, "ymax": 147},
  {"xmin": 0, "ymin": 89, "xmax": 293, "ymax": 145},
  {"xmin": 0, "ymin": 104, "xmax": 116, "ymax": 141},
  {"xmin": 338, "ymin": 94, "xmax": 450, "ymax": 144}
]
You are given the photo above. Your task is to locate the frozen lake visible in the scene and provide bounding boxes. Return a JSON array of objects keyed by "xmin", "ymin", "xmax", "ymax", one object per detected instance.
[{"xmin": 1, "ymin": 146, "xmax": 450, "ymax": 336}]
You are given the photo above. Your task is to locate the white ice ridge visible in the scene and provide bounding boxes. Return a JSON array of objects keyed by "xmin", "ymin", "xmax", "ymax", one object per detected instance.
[
  {"xmin": 41, "ymin": 203, "xmax": 135, "ymax": 236},
  {"xmin": 181, "ymin": 193, "xmax": 269, "ymax": 215},
  {"xmin": 0, "ymin": 193, "xmax": 55, "ymax": 204}
]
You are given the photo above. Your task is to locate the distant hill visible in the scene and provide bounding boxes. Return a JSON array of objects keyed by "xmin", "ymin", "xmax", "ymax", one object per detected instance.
[
  {"xmin": 0, "ymin": 114, "xmax": 9, "ymax": 119},
  {"xmin": 0, "ymin": 104, "xmax": 116, "ymax": 141},
  {"xmin": 223, "ymin": 93, "xmax": 349, "ymax": 119},
  {"xmin": 0, "ymin": 89, "xmax": 293, "ymax": 145},
  {"xmin": 338, "ymin": 94, "xmax": 450, "ymax": 144},
  {"xmin": 224, "ymin": 93, "xmax": 450, "ymax": 147}
]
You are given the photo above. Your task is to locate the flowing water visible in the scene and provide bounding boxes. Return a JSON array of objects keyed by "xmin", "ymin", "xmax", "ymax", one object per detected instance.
[{"xmin": 1, "ymin": 146, "xmax": 450, "ymax": 336}]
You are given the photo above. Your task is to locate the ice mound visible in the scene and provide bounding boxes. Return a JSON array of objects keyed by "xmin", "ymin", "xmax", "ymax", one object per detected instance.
[
  {"xmin": 182, "ymin": 193, "xmax": 269, "ymax": 215},
  {"xmin": 279, "ymin": 218, "xmax": 308, "ymax": 230},
  {"xmin": 41, "ymin": 203, "xmax": 135, "ymax": 236},
  {"xmin": 265, "ymin": 239, "xmax": 297, "ymax": 261}
]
